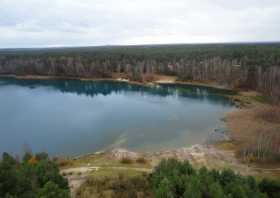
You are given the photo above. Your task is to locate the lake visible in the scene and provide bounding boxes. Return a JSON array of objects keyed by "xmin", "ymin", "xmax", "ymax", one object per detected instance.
[{"xmin": 0, "ymin": 78, "xmax": 235, "ymax": 156}]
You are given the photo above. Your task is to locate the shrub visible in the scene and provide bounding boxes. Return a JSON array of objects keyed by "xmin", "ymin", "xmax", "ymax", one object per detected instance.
[
  {"xmin": 120, "ymin": 157, "xmax": 133, "ymax": 164},
  {"xmin": 37, "ymin": 181, "xmax": 69, "ymax": 198},
  {"xmin": 259, "ymin": 179, "xmax": 280, "ymax": 198},
  {"xmin": 136, "ymin": 157, "xmax": 147, "ymax": 164},
  {"xmin": 56, "ymin": 159, "xmax": 73, "ymax": 167}
]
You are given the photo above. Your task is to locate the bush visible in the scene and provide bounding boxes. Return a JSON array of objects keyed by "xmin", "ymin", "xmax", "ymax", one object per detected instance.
[
  {"xmin": 136, "ymin": 157, "xmax": 147, "ymax": 164},
  {"xmin": 120, "ymin": 157, "xmax": 133, "ymax": 164},
  {"xmin": 37, "ymin": 181, "xmax": 69, "ymax": 198},
  {"xmin": 259, "ymin": 179, "xmax": 280, "ymax": 198},
  {"xmin": 57, "ymin": 159, "xmax": 73, "ymax": 167}
]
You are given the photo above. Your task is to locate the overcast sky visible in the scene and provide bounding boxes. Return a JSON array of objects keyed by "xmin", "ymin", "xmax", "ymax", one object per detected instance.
[{"xmin": 0, "ymin": 0, "xmax": 280, "ymax": 48}]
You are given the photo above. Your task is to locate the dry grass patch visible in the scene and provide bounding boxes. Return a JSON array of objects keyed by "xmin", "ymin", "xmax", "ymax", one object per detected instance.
[
  {"xmin": 76, "ymin": 169, "xmax": 152, "ymax": 198},
  {"xmin": 237, "ymin": 129, "xmax": 280, "ymax": 162},
  {"xmin": 215, "ymin": 142, "xmax": 238, "ymax": 151},
  {"xmin": 226, "ymin": 104, "xmax": 280, "ymax": 163},
  {"xmin": 256, "ymin": 106, "xmax": 280, "ymax": 123}
]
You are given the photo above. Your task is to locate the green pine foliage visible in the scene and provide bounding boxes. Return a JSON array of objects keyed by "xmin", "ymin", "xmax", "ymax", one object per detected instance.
[
  {"xmin": 151, "ymin": 159, "xmax": 280, "ymax": 198},
  {"xmin": 0, "ymin": 152, "xmax": 70, "ymax": 198}
]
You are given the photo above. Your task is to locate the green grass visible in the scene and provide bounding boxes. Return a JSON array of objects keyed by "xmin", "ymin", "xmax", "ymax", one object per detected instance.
[
  {"xmin": 88, "ymin": 168, "xmax": 145, "ymax": 179},
  {"xmin": 252, "ymin": 95, "xmax": 271, "ymax": 104}
]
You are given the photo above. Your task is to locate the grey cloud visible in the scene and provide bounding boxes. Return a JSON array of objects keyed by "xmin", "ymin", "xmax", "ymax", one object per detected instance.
[{"xmin": 0, "ymin": 0, "xmax": 279, "ymax": 48}]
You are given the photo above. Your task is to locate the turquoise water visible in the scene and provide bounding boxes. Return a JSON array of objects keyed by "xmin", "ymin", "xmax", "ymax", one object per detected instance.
[{"xmin": 0, "ymin": 78, "xmax": 235, "ymax": 156}]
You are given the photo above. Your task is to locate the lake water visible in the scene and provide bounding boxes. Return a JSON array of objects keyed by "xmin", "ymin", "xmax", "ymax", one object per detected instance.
[{"xmin": 0, "ymin": 78, "xmax": 235, "ymax": 156}]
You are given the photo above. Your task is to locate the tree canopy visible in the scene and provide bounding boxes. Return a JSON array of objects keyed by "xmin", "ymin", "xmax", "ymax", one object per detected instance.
[
  {"xmin": 0, "ymin": 152, "xmax": 70, "ymax": 198},
  {"xmin": 151, "ymin": 159, "xmax": 280, "ymax": 198}
]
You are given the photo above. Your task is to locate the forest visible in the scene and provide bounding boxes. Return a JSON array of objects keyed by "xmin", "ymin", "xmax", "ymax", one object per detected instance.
[{"xmin": 0, "ymin": 43, "xmax": 279, "ymax": 102}]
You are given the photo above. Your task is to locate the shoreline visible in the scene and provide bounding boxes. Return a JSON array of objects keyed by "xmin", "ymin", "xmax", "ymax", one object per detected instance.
[
  {"xmin": 0, "ymin": 74, "xmax": 249, "ymax": 109},
  {"xmin": 0, "ymin": 74, "xmax": 235, "ymax": 92}
]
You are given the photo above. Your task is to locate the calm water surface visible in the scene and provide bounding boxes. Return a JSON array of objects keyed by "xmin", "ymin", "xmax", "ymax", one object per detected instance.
[{"xmin": 0, "ymin": 78, "xmax": 235, "ymax": 156}]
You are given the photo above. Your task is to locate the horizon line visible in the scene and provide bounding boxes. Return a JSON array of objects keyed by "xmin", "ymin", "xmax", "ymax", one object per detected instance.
[{"xmin": 1, "ymin": 41, "xmax": 280, "ymax": 50}]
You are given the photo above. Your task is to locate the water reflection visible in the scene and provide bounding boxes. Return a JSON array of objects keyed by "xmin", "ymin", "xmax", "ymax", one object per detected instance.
[{"xmin": 0, "ymin": 77, "xmax": 235, "ymax": 106}]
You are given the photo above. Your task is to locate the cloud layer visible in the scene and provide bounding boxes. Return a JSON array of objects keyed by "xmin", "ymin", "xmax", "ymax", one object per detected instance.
[{"xmin": 1, "ymin": 0, "xmax": 280, "ymax": 48}]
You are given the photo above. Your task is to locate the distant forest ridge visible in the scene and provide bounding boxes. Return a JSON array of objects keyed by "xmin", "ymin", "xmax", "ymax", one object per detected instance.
[
  {"xmin": 0, "ymin": 43, "xmax": 279, "ymax": 101},
  {"xmin": 1, "ymin": 42, "xmax": 280, "ymax": 54}
]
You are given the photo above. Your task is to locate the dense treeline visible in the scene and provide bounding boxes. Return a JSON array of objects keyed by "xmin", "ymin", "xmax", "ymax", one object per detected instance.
[
  {"xmin": 151, "ymin": 159, "xmax": 280, "ymax": 198},
  {"xmin": 0, "ymin": 152, "xmax": 70, "ymax": 198},
  {"xmin": 0, "ymin": 43, "xmax": 280, "ymax": 101}
]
